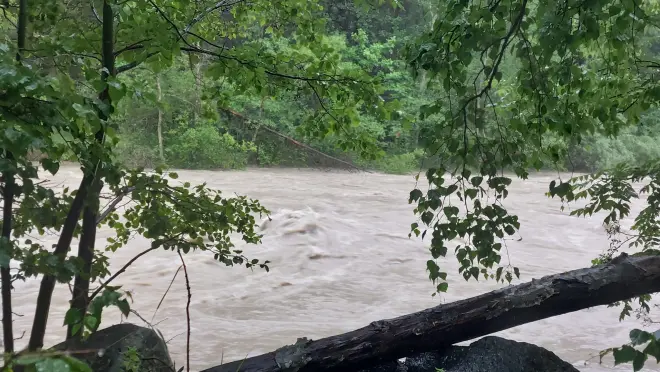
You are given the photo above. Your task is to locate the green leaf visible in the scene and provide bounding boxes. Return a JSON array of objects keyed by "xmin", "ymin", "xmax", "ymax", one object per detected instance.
[
  {"xmin": 41, "ymin": 158, "xmax": 60, "ymax": 175},
  {"xmin": 61, "ymin": 356, "xmax": 92, "ymax": 372},
  {"xmin": 443, "ymin": 206, "xmax": 459, "ymax": 217},
  {"xmin": 107, "ymin": 81, "xmax": 126, "ymax": 102},
  {"xmin": 83, "ymin": 315, "xmax": 99, "ymax": 331},
  {"xmin": 409, "ymin": 189, "xmax": 423, "ymax": 203},
  {"xmin": 630, "ymin": 329, "xmax": 654, "ymax": 346},
  {"xmin": 117, "ymin": 299, "xmax": 130, "ymax": 317},
  {"xmin": 471, "ymin": 176, "xmax": 483, "ymax": 187},
  {"xmin": 464, "ymin": 188, "xmax": 478, "ymax": 199},
  {"xmin": 495, "ymin": 267, "xmax": 504, "ymax": 281},
  {"xmin": 63, "ymin": 308, "xmax": 82, "ymax": 326},
  {"xmin": 437, "ymin": 282, "xmax": 448, "ymax": 292},
  {"xmin": 643, "ymin": 340, "xmax": 660, "ymax": 362},
  {"xmin": 35, "ymin": 358, "xmax": 72, "ymax": 372},
  {"xmin": 613, "ymin": 345, "xmax": 637, "ymax": 365},
  {"xmin": 16, "ymin": 355, "xmax": 46, "ymax": 366},
  {"xmin": 71, "ymin": 323, "xmax": 82, "ymax": 336},
  {"xmin": 633, "ymin": 350, "xmax": 648, "ymax": 371}
]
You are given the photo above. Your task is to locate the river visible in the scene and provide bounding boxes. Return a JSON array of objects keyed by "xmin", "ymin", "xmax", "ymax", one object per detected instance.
[{"xmin": 7, "ymin": 166, "xmax": 660, "ymax": 371}]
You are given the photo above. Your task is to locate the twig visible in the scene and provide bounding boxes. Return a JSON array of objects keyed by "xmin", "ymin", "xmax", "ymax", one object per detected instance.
[
  {"xmin": 1, "ymin": 7, "xmax": 16, "ymax": 28},
  {"xmin": 88, "ymin": 246, "xmax": 158, "ymax": 301},
  {"xmin": 89, "ymin": 0, "xmax": 101, "ymax": 23},
  {"xmin": 96, "ymin": 186, "xmax": 136, "ymax": 224},
  {"xmin": 151, "ymin": 265, "xmax": 182, "ymax": 323},
  {"xmin": 178, "ymin": 250, "xmax": 191, "ymax": 372},
  {"xmin": 114, "ymin": 39, "xmax": 152, "ymax": 56},
  {"xmin": 165, "ymin": 332, "xmax": 185, "ymax": 344},
  {"xmin": 184, "ymin": 0, "xmax": 237, "ymax": 33},
  {"xmin": 115, "ymin": 52, "xmax": 160, "ymax": 74}
]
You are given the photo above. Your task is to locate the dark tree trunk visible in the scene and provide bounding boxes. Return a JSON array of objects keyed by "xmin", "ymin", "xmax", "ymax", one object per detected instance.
[
  {"xmin": 29, "ymin": 0, "xmax": 113, "ymax": 350},
  {"xmin": 202, "ymin": 254, "xmax": 660, "ymax": 372}
]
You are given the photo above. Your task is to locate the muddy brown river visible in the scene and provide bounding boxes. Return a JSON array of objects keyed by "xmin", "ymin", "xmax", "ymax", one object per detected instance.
[{"xmin": 6, "ymin": 165, "xmax": 660, "ymax": 371}]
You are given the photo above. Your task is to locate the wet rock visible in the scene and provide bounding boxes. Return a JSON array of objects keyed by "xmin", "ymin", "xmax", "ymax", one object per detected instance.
[
  {"xmin": 53, "ymin": 323, "xmax": 174, "ymax": 372},
  {"xmin": 360, "ymin": 336, "xmax": 579, "ymax": 372}
]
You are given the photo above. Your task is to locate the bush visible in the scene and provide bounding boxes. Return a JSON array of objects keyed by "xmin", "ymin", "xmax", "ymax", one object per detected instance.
[
  {"xmin": 114, "ymin": 139, "xmax": 162, "ymax": 169},
  {"xmin": 566, "ymin": 133, "xmax": 660, "ymax": 172},
  {"xmin": 166, "ymin": 125, "xmax": 255, "ymax": 169},
  {"xmin": 359, "ymin": 149, "xmax": 425, "ymax": 174}
]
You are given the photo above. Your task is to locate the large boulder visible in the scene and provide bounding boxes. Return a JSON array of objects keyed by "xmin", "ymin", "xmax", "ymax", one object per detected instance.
[
  {"xmin": 53, "ymin": 323, "xmax": 175, "ymax": 372},
  {"xmin": 361, "ymin": 336, "xmax": 579, "ymax": 372}
]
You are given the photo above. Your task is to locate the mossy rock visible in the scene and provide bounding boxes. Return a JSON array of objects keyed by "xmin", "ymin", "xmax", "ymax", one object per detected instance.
[{"xmin": 52, "ymin": 323, "xmax": 175, "ymax": 372}]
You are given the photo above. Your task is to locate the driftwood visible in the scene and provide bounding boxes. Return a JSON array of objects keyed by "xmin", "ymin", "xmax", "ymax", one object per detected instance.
[{"xmin": 202, "ymin": 253, "xmax": 660, "ymax": 372}]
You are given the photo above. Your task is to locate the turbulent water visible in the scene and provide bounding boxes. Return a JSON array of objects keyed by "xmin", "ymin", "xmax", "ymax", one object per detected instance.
[{"xmin": 7, "ymin": 165, "xmax": 660, "ymax": 371}]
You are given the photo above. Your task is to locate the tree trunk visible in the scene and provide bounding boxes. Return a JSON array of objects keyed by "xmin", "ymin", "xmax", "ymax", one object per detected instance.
[
  {"xmin": 2, "ymin": 0, "xmax": 28, "ymax": 354},
  {"xmin": 156, "ymin": 74, "xmax": 164, "ymax": 162},
  {"xmin": 202, "ymin": 254, "xmax": 660, "ymax": 372},
  {"xmin": 29, "ymin": 0, "xmax": 114, "ymax": 350}
]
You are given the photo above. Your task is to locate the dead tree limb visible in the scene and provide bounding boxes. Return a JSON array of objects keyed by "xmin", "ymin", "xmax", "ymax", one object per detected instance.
[
  {"xmin": 202, "ymin": 254, "xmax": 660, "ymax": 372},
  {"xmin": 221, "ymin": 108, "xmax": 372, "ymax": 173}
]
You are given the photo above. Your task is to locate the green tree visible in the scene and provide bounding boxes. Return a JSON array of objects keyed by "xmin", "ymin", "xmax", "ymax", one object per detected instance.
[
  {"xmin": 0, "ymin": 0, "xmax": 394, "ymax": 370},
  {"xmin": 407, "ymin": 0, "xmax": 660, "ymax": 370}
]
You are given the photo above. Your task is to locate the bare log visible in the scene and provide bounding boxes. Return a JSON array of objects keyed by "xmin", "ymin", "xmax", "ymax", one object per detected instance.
[{"xmin": 202, "ymin": 254, "xmax": 660, "ymax": 372}]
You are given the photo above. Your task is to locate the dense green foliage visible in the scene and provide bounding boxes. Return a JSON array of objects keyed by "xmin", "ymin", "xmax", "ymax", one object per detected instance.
[
  {"xmin": 3, "ymin": 0, "xmax": 660, "ymax": 371},
  {"xmin": 406, "ymin": 0, "xmax": 660, "ymax": 370},
  {"xmin": 0, "ymin": 0, "xmax": 392, "ymax": 370},
  {"xmin": 102, "ymin": 0, "xmax": 660, "ymax": 174}
]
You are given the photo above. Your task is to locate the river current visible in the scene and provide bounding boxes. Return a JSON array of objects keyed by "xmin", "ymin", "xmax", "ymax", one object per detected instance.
[{"xmin": 7, "ymin": 165, "xmax": 660, "ymax": 371}]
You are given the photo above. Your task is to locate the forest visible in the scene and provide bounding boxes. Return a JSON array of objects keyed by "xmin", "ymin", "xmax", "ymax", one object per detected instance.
[
  {"xmin": 4, "ymin": 0, "xmax": 660, "ymax": 371},
  {"xmin": 51, "ymin": 0, "xmax": 660, "ymax": 174}
]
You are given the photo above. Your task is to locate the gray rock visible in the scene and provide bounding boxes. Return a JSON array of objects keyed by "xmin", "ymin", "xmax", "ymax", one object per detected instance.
[
  {"xmin": 360, "ymin": 336, "xmax": 579, "ymax": 372},
  {"xmin": 53, "ymin": 323, "xmax": 175, "ymax": 372}
]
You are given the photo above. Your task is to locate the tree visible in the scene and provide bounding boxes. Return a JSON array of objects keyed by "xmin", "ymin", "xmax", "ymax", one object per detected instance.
[
  {"xmin": 0, "ymin": 0, "xmax": 395, "ymax": 370},
  {"xmin": 406, "ymin": 0, "xmax": 660, "ymax": 370}
]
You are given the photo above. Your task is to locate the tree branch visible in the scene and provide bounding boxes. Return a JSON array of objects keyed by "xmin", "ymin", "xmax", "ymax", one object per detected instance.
[
  {"xmin": 178, "ymin": 250, "xmax": 191, "ymax": 372},
  {"xmin": 184, "ymin": 0, "xmax": 239, "ymax": 33},
  {"xmin": 1, "ymin": 152, "xmax": 16, "ymax": 354},
  {"xmin": 89, "ymin": 0, "xmax": 101, "ymax": 23},
  {"xmin": 115, "ymin": 52, "xmax": 160, "ymax": 74},
  {"xmin": 114, "ymin": 39, "xmax": 152, "ymax": 56},
  {"xmin": 88, "ymin": 246, "xmax": 158, "ymax": 302},
  {"xmin": 96, "ymin": 186, "xmax": 136, "ymax": 224}
]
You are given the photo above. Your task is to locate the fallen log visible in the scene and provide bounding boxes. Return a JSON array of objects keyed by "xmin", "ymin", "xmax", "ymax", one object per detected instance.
[{"xmin": 202, "ymin": 253, "xmax": 660, "ymax": 372}]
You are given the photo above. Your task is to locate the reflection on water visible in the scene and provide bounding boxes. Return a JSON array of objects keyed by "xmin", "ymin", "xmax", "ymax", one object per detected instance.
[{"xmin": 6, "ymin": 166, "xmax": 659, "ymax": 371}]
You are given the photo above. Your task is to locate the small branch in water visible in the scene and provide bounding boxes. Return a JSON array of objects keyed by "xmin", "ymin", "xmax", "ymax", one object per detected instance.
[{"xmin": 178, "ymin": 250, "xmax": 192, "ymax": 372}]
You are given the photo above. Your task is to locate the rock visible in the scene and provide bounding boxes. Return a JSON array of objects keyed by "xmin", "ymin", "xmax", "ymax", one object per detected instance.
[
  {"xmin": 52, "ymin": 323, "xmax": 175, "ymax": 372},
  {"xmin": 360, "ymin": 336, "xmax": 579, "ymax": 372}
]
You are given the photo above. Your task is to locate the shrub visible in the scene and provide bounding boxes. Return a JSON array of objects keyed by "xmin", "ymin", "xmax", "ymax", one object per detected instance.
[{"xmin": 166, "ymin": 125, "xmax": 255, "ymax": 169}]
